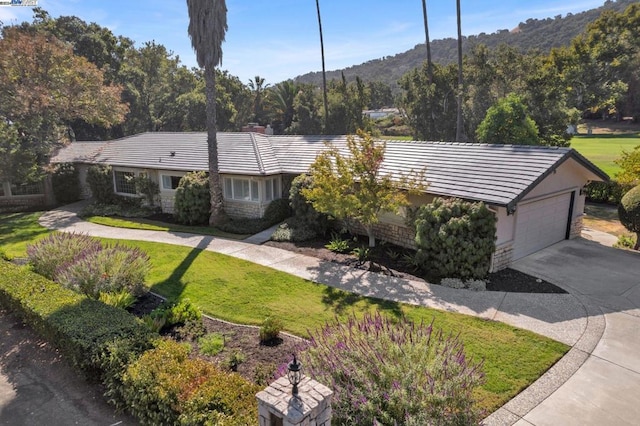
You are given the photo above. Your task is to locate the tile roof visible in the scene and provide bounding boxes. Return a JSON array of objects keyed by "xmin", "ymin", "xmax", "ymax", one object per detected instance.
[{"xmin": 51, "ymin": 132, "xmax": 608, "ymax": 208}]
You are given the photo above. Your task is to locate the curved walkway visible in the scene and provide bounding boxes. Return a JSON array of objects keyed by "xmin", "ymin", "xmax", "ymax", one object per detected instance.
[{"xmin": 35, "ymin": 203, "xmax": 640, "ymax": 425}]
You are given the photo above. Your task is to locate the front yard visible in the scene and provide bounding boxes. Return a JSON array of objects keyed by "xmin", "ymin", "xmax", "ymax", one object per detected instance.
[{"xmin": 0, "ymin": 211, "xmax": 569, "ymax": 414}]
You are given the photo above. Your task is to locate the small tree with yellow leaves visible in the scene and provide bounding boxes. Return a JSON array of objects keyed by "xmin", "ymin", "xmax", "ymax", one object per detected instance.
[{"xmin": 302, "ymin": 130, "xmax": 426, "ymax": 247}]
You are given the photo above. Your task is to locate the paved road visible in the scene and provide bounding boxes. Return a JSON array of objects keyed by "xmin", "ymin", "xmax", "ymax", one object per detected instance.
[{"xmin": 0, "ymin": 309, "xmax": 134, "ymax": 426}]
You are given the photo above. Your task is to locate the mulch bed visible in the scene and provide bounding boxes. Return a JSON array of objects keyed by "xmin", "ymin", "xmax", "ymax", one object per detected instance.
[
  {"xmin": 264, "ymin": 236, "xmax": 567, "ymax": 294},
  {"xmin": 129, "ymin": 293, "xmax": 302, "ymax": 386}
]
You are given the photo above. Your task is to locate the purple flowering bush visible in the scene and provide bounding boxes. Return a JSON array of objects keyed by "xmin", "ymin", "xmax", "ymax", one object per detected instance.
[
  {"xmin": 55, "ymin": 244, "xmax": 149, "ymax": 298},
  {"xmin": 27, "ymin": 233, "xmax": 150, "ymax": 299},
  {"xmin": 299, "ymin": 312, "xmax": 485, "ymax": 425},
  {"xmin": 27, "ymin": 232, "xmax": 102, "ymax": 280}
]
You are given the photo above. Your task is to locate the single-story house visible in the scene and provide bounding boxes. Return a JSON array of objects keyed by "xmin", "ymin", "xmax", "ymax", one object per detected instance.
[{"xmin": 51, "ymin": 132, "xmax": 608, "ymax": 271}]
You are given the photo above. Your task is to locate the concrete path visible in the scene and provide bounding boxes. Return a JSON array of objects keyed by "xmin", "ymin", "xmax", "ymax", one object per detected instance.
[{"xmin": 22, "ymin": 202, "xmax": 639, "ymax": 425}]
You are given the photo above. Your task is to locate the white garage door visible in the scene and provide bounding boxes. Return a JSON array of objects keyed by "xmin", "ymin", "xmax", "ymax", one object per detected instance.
[{"xmin": 512, "ymin": 192, "xmax": 573, "ymax": 261}]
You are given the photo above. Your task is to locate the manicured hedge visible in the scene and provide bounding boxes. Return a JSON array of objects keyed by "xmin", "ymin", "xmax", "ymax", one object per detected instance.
[
  {"xmin": 0, "ymin": 261, "xmax": 261, "ymax": 423},
  {"xmin": 0, "ymin": 260, "xmax": 154, "ymax": 386}
]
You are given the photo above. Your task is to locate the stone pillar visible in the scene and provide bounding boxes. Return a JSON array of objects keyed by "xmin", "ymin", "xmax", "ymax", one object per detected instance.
[{"xmin": 256, "ymin": 375, "xmax": 333, "ymax": 426}]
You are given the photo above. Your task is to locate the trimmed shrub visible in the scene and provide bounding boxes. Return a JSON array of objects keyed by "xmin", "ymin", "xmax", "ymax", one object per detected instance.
[
  {"xmin": 133, "ymin": 175, "xmax": 160, "ymax": 207},
  {"xmin": 174, "ymin": 171, "xmax": 210, "ymax": 225},
  {"xmin": 52, "ymin": 163, "xmax": 81, "ymax": 204},
  {"xmin": 619, "ymin": 184, "xmax": 640, "ymax": 250},
  {"xmin": 121, "ymin": 339, "xmax": 259, "ymax": 425},
  {"xmin": 270, "ymin": 218, "xmax": 318, "ymax": 242},
  {"xmin": 263, "ymin": 198, "xmax": 292, "ymax": 224},
  {"xmin": 56, "ymin": 244, "xmax": 150, "ymax": 298},
  {"xmin": 299, "ymin": 312, "xmax": 485, "ymax": 425},
  {"xmin": 413, "ymin": 198, "xmax": 497, "ymax": 280},
  {"xmin": 0, "ymin": 261, "xmax": 154, "ymax": 403},
  {"xmin": 87, "ymin": 165, "xmax": 116, "ymax": 204},
  {"xmin": 27, "ymin": 232, "xmax": 102, "ymax": 280},
  {"xmin": 289, "ymin": 174, "xmax": 330, "ymax": 233},
  {"xmin": 259, "ymin": 316, "xmax": 283, "ymax": 343}
]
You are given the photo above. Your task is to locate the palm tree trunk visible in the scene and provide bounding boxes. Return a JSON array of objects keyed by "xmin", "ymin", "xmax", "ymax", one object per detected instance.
[
  {"xmin": 421, "ymin": 0, "xmax": 433, "ymax": 84},
  {"xmin": 204, "ymin": 65, "xmax": 226, "ymax": 225},
  {"xmin": 455, "ymin": 0, "xmax": 464, "ymax": 142},
  {"xmin": 316, "ymin": 0, "xmax": 329, "ymax": 133}
]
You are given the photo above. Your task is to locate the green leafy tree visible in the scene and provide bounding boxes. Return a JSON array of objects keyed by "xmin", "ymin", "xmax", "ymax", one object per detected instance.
[
  {"xmin": 0, "ymin": 27, "xmax": 127, "ymax": 182},
  {"xmin": 400, "ymin": 62, "xmax": 458, "ymax": 141},
  {"xmin": 476, "ymin": 94, "xmax": 540, "ymax": 145},
  {"xmin": 615, "ymin": 145, "xmax": 640, "ymax": 185},
  {"xmin": 618, "ymin": 184, "xmax": 640, "ymax": 250},
  {"xmin": 302, "ymin": 130, "xmax": 425, "ymax": 247},
  {"xmin": 288, "ymin": 84, "xmax": 323, "ymax": 135},
  {"xmin": 248, "ymin": 75, "xmax": 270, "ymax": 124},
  {"xmin": 186, "ymin": 0, "xmax": 228, "ymax": 226}
]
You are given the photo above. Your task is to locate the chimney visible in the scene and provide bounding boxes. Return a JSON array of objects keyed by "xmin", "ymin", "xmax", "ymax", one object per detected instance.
[{"xmin": 242, "ymin": 123, "xmax": 266, "ymax": 134}]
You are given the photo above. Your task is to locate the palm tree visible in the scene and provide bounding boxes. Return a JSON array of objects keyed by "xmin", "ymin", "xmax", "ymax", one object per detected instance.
[
  {"xmin": 270, "ymin": 80, "xmax": 299, "ymax": 132},
  {"xmin": 315, "ymin": 0, "xmax": 329, "ymax": 133},
  {"xmin": 186, "ymin": 0, "xmax": 228, "ymax": 225},
  {"xmin": 455, "ymin": 0, "xmax": 464, "ymax": 141},
  {"xmin": 248, "ymin": 75, "xmax": 270, "ymax": 124},
  {"xmin": 421, "ymin": 0, "xmax": 433, "ymax": 84}
]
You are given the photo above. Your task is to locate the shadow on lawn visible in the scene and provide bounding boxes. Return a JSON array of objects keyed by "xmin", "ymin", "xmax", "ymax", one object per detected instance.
[
  {"xmin": 322, "ymin": 286, "xmax": 403, "ymax": 318},
  {"xmin": 150, "ymin": 236, "xmax": 213, "ymax": 299}
]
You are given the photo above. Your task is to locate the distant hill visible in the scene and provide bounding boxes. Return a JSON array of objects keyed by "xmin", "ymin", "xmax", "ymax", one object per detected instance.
[{"xmin": 294, "ymin": 0, "xmax": 635, "ymax": 91}]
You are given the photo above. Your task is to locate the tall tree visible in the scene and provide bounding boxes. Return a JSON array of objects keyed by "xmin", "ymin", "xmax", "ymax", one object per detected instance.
[
  {"xmin": 315, "ymin": 0, "xmax": 329, "ymax": 133},
  {"xmin": 455, "ymin": 0, "xmax": 464, "ymax": 141},
  {"xmin": 248, "ymin": 75, "xmax": 270, "ymax": 124},
  {"xmin": 186, "ymin": 0, "xmax": 228, "ymax": 225},
  {"xmin": 421, "ymin": 0, "xmax": 433, "ymax": 84},
  {"xmin": 0, "ymin": 28, "xmax": 127, "ymax": 182}
]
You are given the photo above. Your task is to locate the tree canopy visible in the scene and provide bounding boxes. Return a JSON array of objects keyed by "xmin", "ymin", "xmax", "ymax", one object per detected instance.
[
  {"xmin": 0, "ymin": 27, "xmax": 127, "ymax": 181},
  {"xmin": 476, "ymin": 94, "xmax": 540, "ymax": 145},
  {"xmin": 302, "ymin": 130, "xmax": 425, "ymax": 247}
]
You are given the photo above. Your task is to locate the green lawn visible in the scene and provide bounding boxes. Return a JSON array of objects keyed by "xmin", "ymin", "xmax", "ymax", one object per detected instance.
[
  {"xmin": 571, "ymin": 133, "xmax": 640, "ymax": 177},
  {"xmin": 0, "ymin": 212, "xmax": 568, "ymax": 413},
  {"xmin": 83, "ymin": 215, "xmax": 249, "ymax": 239}
]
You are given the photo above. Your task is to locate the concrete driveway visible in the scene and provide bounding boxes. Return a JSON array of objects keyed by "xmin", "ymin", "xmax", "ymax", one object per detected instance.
[{"xmin": 508, "ymin": 238, "xmax": 640, "ymax": 426}]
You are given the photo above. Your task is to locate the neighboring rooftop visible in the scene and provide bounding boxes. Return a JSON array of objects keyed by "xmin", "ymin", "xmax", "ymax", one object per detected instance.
[{"xmin": 52, "ymin": 132, "xmax": 608, "ymax": 208}]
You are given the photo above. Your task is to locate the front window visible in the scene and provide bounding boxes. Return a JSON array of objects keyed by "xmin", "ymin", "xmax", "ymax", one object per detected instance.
[
  {"xmin": 265, "ymin": 178, "xmax": 281, "ymax": 201},
  {"xmin": 114, "ymin": 171, "xmax": 136, "ymax": 194},
  {"xmin": 10, "ymin": 181, "xmax": 44, "ymax": 196},
  {"xmin": 162, "ymin": 175, "xmax": 182, "ymax": 190},
  {"xmin": 224, "ymin": 177, "xmax": 259, "ymax": 201}
]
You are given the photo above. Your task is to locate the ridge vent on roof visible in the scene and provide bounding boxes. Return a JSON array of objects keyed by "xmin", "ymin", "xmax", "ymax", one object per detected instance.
[{"xmin": 249, "ymin": 133, "xmax": 265, "ymax": 174}]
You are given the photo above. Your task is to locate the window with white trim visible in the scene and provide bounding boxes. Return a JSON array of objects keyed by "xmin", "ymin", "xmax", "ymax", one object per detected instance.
[
  {"xmin": 10, "ymin": 181, "xmax": 44, "ymax": 196},
  {"xmin": 114, "ymin": 171, "xmax": 136, "ymax": 194},
  {"xmin": 265, "ymin": 177, "xmax": 281, "ymax": 201},
  {"xmin": 224, "ymin": 177, "xmax": 259, "ymax": 201},
  {"xmin": 162, "ymin": 175, "xmax": 182, "ymax": 190}
]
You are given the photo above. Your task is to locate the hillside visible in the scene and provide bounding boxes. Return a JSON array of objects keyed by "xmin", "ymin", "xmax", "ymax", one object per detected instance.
[{"xmin": 294, "ymin": 0, "xmax": 635, "ymax": 90}]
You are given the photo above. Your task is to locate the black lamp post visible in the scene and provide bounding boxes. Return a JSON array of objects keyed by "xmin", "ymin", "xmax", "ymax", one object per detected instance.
[{"xmin": 287, "ymin": 354, "xmax": 302, "ymax": 395}]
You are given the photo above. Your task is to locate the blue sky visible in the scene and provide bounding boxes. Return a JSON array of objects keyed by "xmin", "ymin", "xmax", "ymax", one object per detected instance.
[{"xmin": 0, "ymin": 0, "xmax": 604, "ymax": 85}]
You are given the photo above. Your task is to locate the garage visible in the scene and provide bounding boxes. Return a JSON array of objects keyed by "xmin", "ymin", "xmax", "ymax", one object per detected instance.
[{"xmin": 512, "ymin": 191, "xmax": 574, "ymax": 261}]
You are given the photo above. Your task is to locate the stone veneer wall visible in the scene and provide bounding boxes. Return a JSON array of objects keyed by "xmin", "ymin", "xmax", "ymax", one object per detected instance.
[
  {"xmin": 0, "ymin": 195, "xmax": 46, "ymax": 212},
  {"xmin": 224, "ymin": 200, "xmax": 264, "ymax": 219},
  {"xmin": 570, "ymin": 215, "xmax": 583, "ymax": 239},
  {"xmin": 490, "ymin": 242, "xmax": 513, "ymax": 273},
  {"xmin": 348, "ymin": 221, "xmax": 417, "ymax": 250}
]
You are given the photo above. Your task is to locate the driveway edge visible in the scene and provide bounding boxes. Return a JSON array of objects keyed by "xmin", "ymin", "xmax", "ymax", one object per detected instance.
[{"xmin": 484, "ymin": 298, "xmax": 606, "ymax": 425}]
